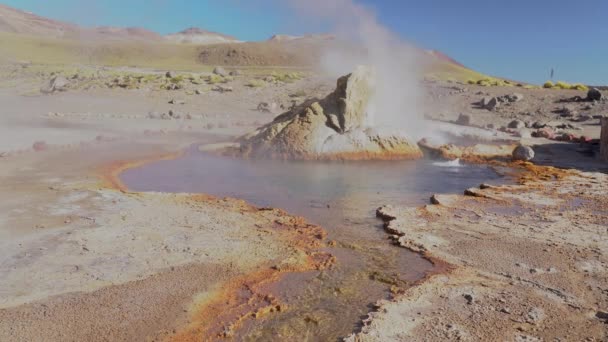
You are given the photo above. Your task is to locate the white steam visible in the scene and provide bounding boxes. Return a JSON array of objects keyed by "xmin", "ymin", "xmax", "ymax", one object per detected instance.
[{"xmin": 284, "ymin": 0, "xmax": 427, "ymax": 138}]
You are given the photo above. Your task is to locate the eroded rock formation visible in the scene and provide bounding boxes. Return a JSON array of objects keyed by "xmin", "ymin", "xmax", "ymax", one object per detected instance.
[{"xmin": 237, "ymin": 66, "xmax": 422, "ymax": 160}]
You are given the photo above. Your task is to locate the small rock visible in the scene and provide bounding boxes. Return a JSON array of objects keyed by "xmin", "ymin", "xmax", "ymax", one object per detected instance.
[
  {"xmin": 195, "ymin": 89, "xmax": 202, "ymax": 95},
  {"xmin": 463, "ymin": 293, "xmax": 474, "ymax": 305},
  {"xmin": 512, "ymin": 144, "xmax": 535, "ymax": 161},
  {"xmin": 532, "ymin": 127, "xmax": 555, "ymax": 140},
  {"xmin": 508, "ymin": 119, "xmax": 526, "ymax": 129},
  {"xmin": 596, "ymin": 310, "xmax": 608, "ymax": 322},
  {"xmin": 165, "ymin": 71, "xmax": 174, "ymax": 78},
  {"xmin": 229, "ymin": 70, "xmax": 241, "ymax": 76},
  {"xmin": 257, "ymin": 102, "xmax": 271, "ymax": 113},
  {"xmin": 526, "ymin": 307, "xmax": 545, "ymax": 324},
  {"xmin": 212, "ymin": 85, "xmax": 233, "ymax": 93},
  {"xmin": 456, "ymin": 113, "xmax": 471, "ymax": 126},
  {"xmin": 587, "ymin": 88, "xmax": 602, "ymax": 102},
  {"xmin": 532, "ymin": 121, "xmax": 545, "ymax": 129},
  {"xmin": 213, "ymin": 66, "xmax": 228, "ymax": 77},
  {"xmin": 485, "ymin": 97, "xmax": 500, "ymax": 111}
]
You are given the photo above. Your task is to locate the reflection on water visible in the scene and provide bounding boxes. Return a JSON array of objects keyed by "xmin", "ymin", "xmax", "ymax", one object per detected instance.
[{"xmin": 121, "ymin": 147, "xmax": 504, "ymax": 340}]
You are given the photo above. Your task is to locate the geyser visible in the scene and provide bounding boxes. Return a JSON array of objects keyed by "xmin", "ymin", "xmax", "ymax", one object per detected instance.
[{"xmin": 237, "ymin": 66, "xmax": 423, "ymax": 160}]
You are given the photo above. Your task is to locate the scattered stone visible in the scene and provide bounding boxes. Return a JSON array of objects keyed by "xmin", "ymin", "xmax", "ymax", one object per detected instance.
[
  {"xmin": 213, "ymin": 66, "xmax": 228, "ymax": 77},
  {"xmin": 212, "ymin": 85, "xmax": 233, "ymax": 93},
  {"xmin": 512, "ymin": 144, "xmax": 535, "ymax": 161},
  {"xmin": 509, "ymin": 93, "xmax": 524, "ymax": 102},
  {"xmin": 532, "ymin": 127, "xmax": 555, "ymax": 140},
  {"xmin": 531, "ymin": 121, "xmax": 545, "ymax": 129},
  {"xmin": 508, "ymin": 119, "xmax": 526, "ymax": 129},
  {"xmin": 257, "ymin": 102, "xmax": 271, "ymax": 113},
  {"xmin": 463, "ymin": 293, "xmax": 474, "ymax": 305},
  {"xmin": 456, "ymin": 113, "xmax": 471, "ymax": 126},
  {"xmin": 485, "ymin": 97, "xmax": 500, "ymax": 111},
  {"xmin": 526, "ymin": 307, "xmax": 545, "ymax": 324},
  {"xmin": 41, "ymin": 75, "xmax": 70, "ymax": 94},
  {"xmin": 587, "ymin": 88, "xmax": 602, "ymax": 102},
  {"xmin": 573, "ymin": 115, "xmax": 592, "ymax": 122}
]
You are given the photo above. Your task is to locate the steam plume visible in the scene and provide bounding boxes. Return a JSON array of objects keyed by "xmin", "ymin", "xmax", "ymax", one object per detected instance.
[{"xmin": 284, "ymin": 0, "xmax": 427, "ymax": 138}]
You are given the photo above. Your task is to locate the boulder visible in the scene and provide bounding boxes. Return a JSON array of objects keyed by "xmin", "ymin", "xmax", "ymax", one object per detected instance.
[
  {"xmin": 512, "ymin": 144, "xmax": 535, "ymax": 161},
  {"xmin": 236, "ymin": 66, "xmax": 422, "ymax": 160},
  {"xmin": 587, "ymin": 88, "xmax": 602, "ymax": 102},
  {"xmin": 213, "ymin": 66, "xmax": 228, "ymax": 77}
]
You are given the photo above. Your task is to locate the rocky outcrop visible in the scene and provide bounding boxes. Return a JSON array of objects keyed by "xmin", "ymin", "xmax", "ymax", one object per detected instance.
[{"xmin": 236, "ymin": 66, "xmax": 422, "ymax": 160}]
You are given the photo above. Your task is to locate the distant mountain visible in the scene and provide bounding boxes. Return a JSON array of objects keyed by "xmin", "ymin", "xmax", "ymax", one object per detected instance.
[
  {"xmin": 91, "ymin": 26, "xmax": 164, "ymax": 41},
  {"xmin": 165, "ymin": 27, "xmax": 240, "ymax": 45},
  {"xmin": 0, "ymin": 3, "xmax": 78, "ymax": 37}
]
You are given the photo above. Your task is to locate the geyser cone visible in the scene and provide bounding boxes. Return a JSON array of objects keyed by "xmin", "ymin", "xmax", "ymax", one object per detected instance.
[{"xmin": 237, "ymin": 66, "xmax": 422, "ymax": 160}]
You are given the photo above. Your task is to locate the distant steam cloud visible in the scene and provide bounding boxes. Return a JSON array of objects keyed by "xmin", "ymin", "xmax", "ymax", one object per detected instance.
[{"xmin": 284, "ymin": 0, "xmax": 426, "ymax": 137}]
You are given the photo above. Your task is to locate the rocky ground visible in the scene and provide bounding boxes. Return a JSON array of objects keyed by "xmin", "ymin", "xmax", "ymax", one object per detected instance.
[
  {"xmin": 349, "ymin": 164, "xmax": 608, "ymax": 341},
  {"xmin": 0, "ymin": 60, "xmax": 607, "ymax": 341}
]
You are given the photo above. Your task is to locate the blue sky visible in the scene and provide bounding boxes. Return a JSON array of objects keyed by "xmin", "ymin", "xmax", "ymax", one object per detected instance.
[{"xmin": 3, "ymin": 0, "xmax": 607, "ymax": 84}]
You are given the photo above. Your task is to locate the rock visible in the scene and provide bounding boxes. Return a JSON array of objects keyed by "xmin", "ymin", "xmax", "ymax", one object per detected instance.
[
  {"xmin": 41, "ymin": 75, "xmax": 69, "ymax": 94},
  {"xmin": 485, "ymin": 97, "xmax": 500, "ymax": 111},
  {"xmin": 456, "ymin": 113, "xmax": 471, "ymax": 126},
  {"xmin": 195, "ymin": 89, "xmax": 202, "ymax": 95},
  {"xmin": 168, "ymin": 110, "xmax": 181, "ymax": 119},
  {"xmin": 587, "ymin": 88, "xmax": 602, "ymax": 102},
  {"xmin": 486, "ymin": 123, "xmax": 495, "ymax": 129},
  {"xmin": 229, "ymin": 70, "xmax": 241, "ymax": 76},
  {"xmin": 147, "ymin": 111, "xmax": 160, "ymax": 119},
  {"xmin": 532, "ymin": 121, "xmax": 545, "ymax": 129},
  {"xmin": 596, "ymin": 310, "xmax": 608, "ymax": 322},
  {"xmin": 573, "ymin": 114, "xmax": 592, "ymax": 122},
  {"xmin": 532, "ymin": 127, "xmax": 555, "ymax": 139},
  {"xmin": 257, "ymin": 102, "xmax": 270, "ymax": 112},
  {"xmin": 165, "ymin": 71, "xmax": 174, "ymax": 78},
  {"xmin": 508, "ymin": 119, "xmax": 525, "ymax": 129},
  {"xmin": 212, "ymin": 85, "xmax": 233, "ymax": 93},
  {"xmin": 430, "ymin": 194, "xmax": 458, "ymax": 206},
  {"xmin": 213, "ymin": 66, "xmax": 228, "ymax": 77},
  {"xmin": 463, "ymin": 293, "xmax": 474, "ymax": 305},
  {"xmin": 526, "ymin": 308, "xmax": 545, "ymax": 324},
  {"xmin": 558, "ymin": 105, "xmax": 578, "ymax": 117},
  {"xmin": 237, "ymin": 66, "xmax": 422, "ymax": 160},
  {"xmin": 509, "ymin": 93, "xmax": 524, "ymax": 102},
  {"xmin": 512, "ymin": 144, "xmax": 535, "ymax": 161}
]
